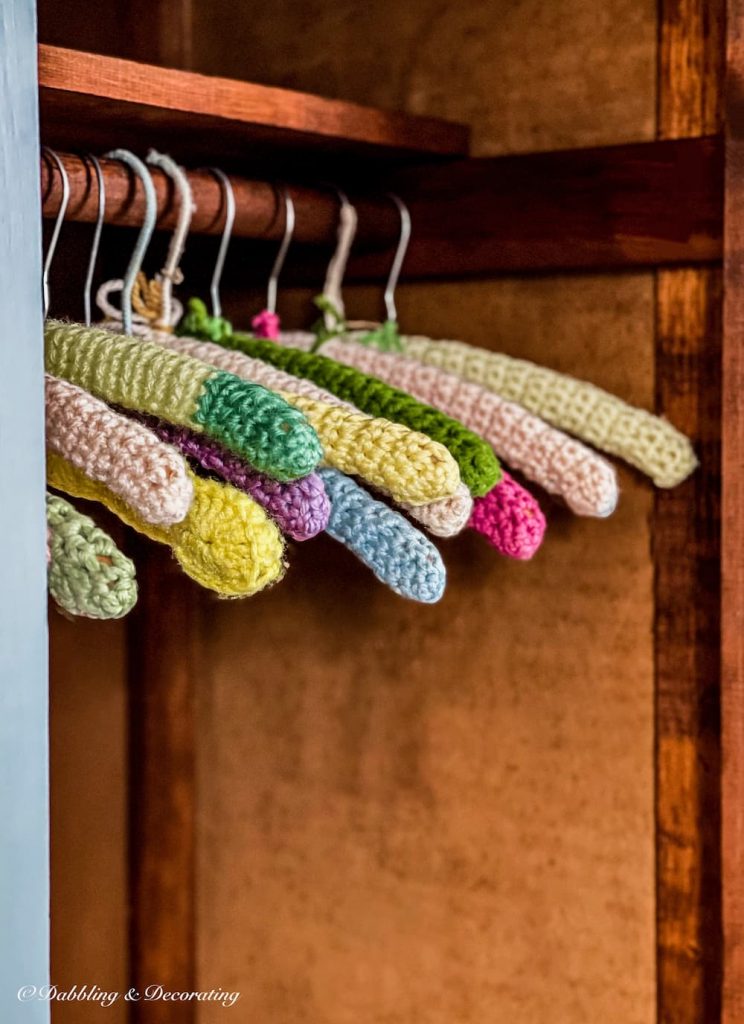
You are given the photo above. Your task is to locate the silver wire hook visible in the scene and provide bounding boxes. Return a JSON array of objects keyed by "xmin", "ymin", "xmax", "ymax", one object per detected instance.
[
  {"xmin": 321, "ymin": 187, "xmax": 358, "ymax": 322},
  {"xmin": 42, "ymin": 147, "xmax": 70, "ymax": 318},
  {"xmin": 83, "ymin": 154, "xmax": 105, "ymax": 327},
  {"xmin": 103, "ymin": 148, "xmax": 157, "ymax": 336},
  {"xmin": 208, "ymin": 168, "xmax": 235, "ymax": 319},
  {"xmin": 266, "ymin": 188, "xmax": 295, "ymax": 315},
  {"xmin": 383, "ymin": 193, "xmax": 411, "ymax": 324}
]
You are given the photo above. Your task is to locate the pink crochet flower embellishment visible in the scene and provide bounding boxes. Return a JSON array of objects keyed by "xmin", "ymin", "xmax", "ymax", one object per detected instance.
[{"xmin": 251, "ymin": 309, "xmax": 281, "ymax": 339}]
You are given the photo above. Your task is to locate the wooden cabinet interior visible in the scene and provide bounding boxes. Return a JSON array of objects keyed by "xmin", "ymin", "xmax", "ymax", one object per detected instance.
[{"xmin": 38, "ymin": 1, "xmax": 744, "ymax": 1023}]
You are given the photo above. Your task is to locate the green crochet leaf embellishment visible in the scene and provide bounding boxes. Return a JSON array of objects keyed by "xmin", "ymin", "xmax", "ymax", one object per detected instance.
[
  {"xmin": 310, "ymin": 295, "xmax": 347, "ymax": 352},
  {"xmin": 357, "ymin": 319, "xmax": 403, "ymax": 353},
  {"xmin": 177, "ymin": 296, "xmax": 234, "ymax": 343}
]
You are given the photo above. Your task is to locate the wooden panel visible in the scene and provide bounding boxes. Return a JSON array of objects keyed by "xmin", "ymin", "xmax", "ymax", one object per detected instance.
[
  {"xmin": 38, "ymin": 45, "xmax": 469, "ymax": 173},
  {"xmin": 199, "ymin": 273, "xmax": 657, "ymax": 1024},
  {"xmin": 0, "ymin": 2, "xmax": 50, "ymax": 1019},
  {"xmin": 50, "ymin": 608, "xmax": 128, "ymax": 1024},
  {"xmin": 128, "ymin": 544, "xmax": 201, "ymax": 1024},
  {"xmin": 384, "ymin": 137, "xmax": 723, "ymax": 277},
  {"xmin": 192, "ymin": 0, "xmax": 658, "ymax": 156},
  {"xmin": 655, "ymin": 3, "xmax": 724, "ymax": 1024},
  {"xmin": 723, "ymin": 3, "xmax": 744, "ymax": 1020}
]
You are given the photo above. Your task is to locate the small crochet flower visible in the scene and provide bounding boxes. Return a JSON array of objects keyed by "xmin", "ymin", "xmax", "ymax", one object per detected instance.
[{"xmin": 251, "ymin": 309, "xmax": 281, "ymax": 339}]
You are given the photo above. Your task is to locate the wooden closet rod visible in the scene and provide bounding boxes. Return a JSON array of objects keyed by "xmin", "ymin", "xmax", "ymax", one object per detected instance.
[{"xmin": 40, "ymin": 151, "xmax": 401, "ymax": 247}]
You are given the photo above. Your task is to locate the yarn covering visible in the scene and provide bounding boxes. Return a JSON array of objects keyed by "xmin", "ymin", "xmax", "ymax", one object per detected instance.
[
  {"xmin": 392, "ymin": 333, "xmax": 697, "ymax": 488},
  {"xmin": 136, "ymin": 414, "xmax": 330, "ymax": 541},
  {"xmin": 319, "ymin": 468, "xmax": 446, "ymax": 603},
  {"xmin": 47, "ymin": 493, "xmax": 138, "ymax": 618},
  {"xmin": 46, "ymin": 374, "xmax": 194, "ymax": 526},
  {"xmin": 400, "ymin": 482, "xmax": 473, "ymax": 538},
  {"xmin": 150, "ymin": 329, "xmax": 460, "ymax": 505},
  {"xmin": 311, "ymin": 337, "xmax": 619, "ymax": 518},
  {"xmin": 252, "ymin": 309, "xmax": 281, "ymax": 339},
  {"xmin": 47, "ymin": 452, "xmax": 286, "ymax": 597},
  {"xmin": 470, "ymin": 472, "xmax": 546, "ymax": 560},
  {"xmin": 177, "ymin": 298, "xmax": 501, "ymax": 497},
  {"xmin": 44, "ymin": 319, "xmax": 322, "ymax": 481}
]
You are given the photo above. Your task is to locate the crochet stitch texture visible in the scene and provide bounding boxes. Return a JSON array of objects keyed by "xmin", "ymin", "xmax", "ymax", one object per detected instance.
[
  {"xmin": 46, "ymin": 374, "xmax": 194, "ymax": 526},
  {"xmin": 47, "ymin": 452, "xmax": 285, "ymax": 597},
  {"xmin": 319, "ymin": 468, "xmax": 446, "ymax": 603},
  {"xmin": 138, "ymin": 414, "xmax": 330, "ymax": 541},
  {"xmin": 47, "ymin": 493, "xmax": 138, "ymax": 618},
  {"xmin": 470, "ymin": 472, "xmax": 546, "ymax": 560},
  {"xmin": 153, "ymin": 329, "xmax": 460, "ymax": 505},
  {"xmin": 400, "ymin": 482, "xmax": 473, "ymax": 538},
  {"xmin": 44, "ymin": 319, "xmax": 322, "ymax": 482},
  {"xmin": 392, "ymin": 333, "xmax": 698, "ymax": 488},
  {"xmin": 312, "ymin": 337, "xmax": 619, "ymax": 518},
  {"xmin": 177, "ymin": 299, "xmax": 500, "ymax": 497},
  {"xmin": 112, "ymin": 320, "xmax": 469, "ymax": 536}
]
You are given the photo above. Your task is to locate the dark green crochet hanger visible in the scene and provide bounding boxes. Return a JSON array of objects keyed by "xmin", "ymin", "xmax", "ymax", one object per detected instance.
[{"xmin": 176, "ymin": 189, "xmax": 502, "ymax": 498}]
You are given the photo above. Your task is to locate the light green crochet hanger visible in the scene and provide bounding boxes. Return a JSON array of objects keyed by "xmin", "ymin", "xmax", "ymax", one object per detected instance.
[{"xmin": 320, "ymin": 187, "xmax": 698, "ymax": 490}]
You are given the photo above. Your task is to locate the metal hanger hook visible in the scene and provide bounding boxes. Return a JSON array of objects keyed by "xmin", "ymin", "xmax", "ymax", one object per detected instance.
[
  {"xmin": 321, "ymin": 187, "xmax": 358, "ymax": 320},
  {"xmin": 383, "ymin": 193, "xmax": 411, "ymax": 324},
  {"xmin": 83, "ymin": 154, "xmax": 105, "ymax": 327},
  {"xmin": 207, "ymin": 168, "xmax": 235, "ymax": 319},
  {"xmin": 266, "ymin": 187, "xmax": 295, "ymax": 315},
  {"xmin": 103, "ymin": 149, "xmax": 157, "ymax": 335},
  {"xmin": 146, "ymin": 150, "xmax": 195, "ymax": 328},
  {"xmin": 42, "ymin": 147, "xmax": 70, "ymax": 318}
]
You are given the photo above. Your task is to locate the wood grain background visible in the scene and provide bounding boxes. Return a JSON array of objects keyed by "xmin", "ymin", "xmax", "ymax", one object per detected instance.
[{"xmin": 42, "ymin": 1, "xmax": 668, "ymax": 1022}]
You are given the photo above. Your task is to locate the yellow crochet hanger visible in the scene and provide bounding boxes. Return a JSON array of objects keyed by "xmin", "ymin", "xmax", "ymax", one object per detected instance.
[{"xmin": 137, "ymin": 167, "xmax": 464, "ymax": 507}]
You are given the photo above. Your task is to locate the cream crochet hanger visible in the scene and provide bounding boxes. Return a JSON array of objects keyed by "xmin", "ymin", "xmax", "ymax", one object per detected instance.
[{"xmin": 296, "ymin": 190, "xmax": 698, "ymax": 490}]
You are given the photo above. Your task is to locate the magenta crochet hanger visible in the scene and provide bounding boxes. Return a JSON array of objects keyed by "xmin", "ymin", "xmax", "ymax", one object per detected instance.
[{"xmin": 251, "ymin": 187, "xmax": 295, "ymax": 339}]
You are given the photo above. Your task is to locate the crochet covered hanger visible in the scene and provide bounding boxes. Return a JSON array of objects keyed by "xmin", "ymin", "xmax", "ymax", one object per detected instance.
[
  {"xmin": 198, "ymin": 178, "xmax": 473, "ymax": 538},
  {"xmin": 135, "ymin": 162, "xmax": 454, "ymax": 597},
  {"xmin": 323, "ymin": 199, "xmax": 697, "ymax": 489},
  {"xmin": 43, "ymin": 169, "xmax": 196, "ymax": 527},
  {"xmin": 49, "ymin": 150, "xmax": 324, "ymax": 482},
  {"xmin": 174, "ymin": 181, "xmax": 547, "ymax": 557},
  {"xmin": 89, "ymin": 155, "xmax": 453, "ymax": 597},
  {"xmin": 47, "ymin": 493, "xmax": 137, "ymax": 620},
  {"xmin": 127, "ymin": 159, "xmax": 467, "ymax": 510},
  {"xmin": 41, "ymin": 148, "xmax": 290, "ymax": 597},
  {"xmin": 291, "ymin": 193, "xmax": 620, "ymax": 520}
]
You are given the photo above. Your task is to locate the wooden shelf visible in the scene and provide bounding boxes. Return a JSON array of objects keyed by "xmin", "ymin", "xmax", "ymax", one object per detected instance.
[
  {"xmin": 377, "ymin": 135, "xmax": 724, "ymax": 278},
  {"xmin": 38, "ymin": 45, "xmax": 470, "ymax": 175}
]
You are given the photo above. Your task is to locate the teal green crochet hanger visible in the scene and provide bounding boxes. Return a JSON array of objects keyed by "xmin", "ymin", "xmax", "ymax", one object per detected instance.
[{"xmin": 176, "ymin": 191, "xmax": 502, "ymax": 497}]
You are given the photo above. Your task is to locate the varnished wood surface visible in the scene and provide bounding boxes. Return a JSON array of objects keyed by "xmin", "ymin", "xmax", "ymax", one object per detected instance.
[
  {"xmin": 128, "ymin": 544, "xmax": 201, "ymax": 1024},
  {"xmin": 38, "ymin": 44, "xmax": 469, "ymax": 172},
  {"xmin": 723, "ymin": 2, "xmax": 744, "ymax": 1020},
  {"xmin": 655, "ymin": 4, "xmax": 724, "ymax": 1024}
]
